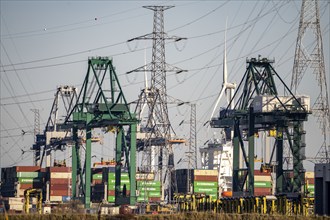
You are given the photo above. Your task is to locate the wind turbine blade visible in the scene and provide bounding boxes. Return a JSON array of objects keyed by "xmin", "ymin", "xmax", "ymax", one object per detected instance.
[
  {"xmin": 210, "ymin": 86, "xmax": 226, "ymax": 121},
  {"xmin": 223, "ymin": 17, "xmax": 228, "ymax": 85}
]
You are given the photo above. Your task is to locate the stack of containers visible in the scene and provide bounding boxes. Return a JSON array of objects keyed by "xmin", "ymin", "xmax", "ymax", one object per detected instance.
[
  {"xmin": 91, "ymin": 168, "xmax": 105, "ymax": 202},
  {"xmin": 102, "ymin": 167, "xmax": 131, "ymax": 203},
  {"xmin": 47, "ymin": 167, "xmax": 71, "ymax": 202},
  {"xmin": 193, "ymin": 170, "xmax": 218, "ymax": 200},
  {"xmin": 305, "ymin": 171, "xmax": 314, "ymax": 197},
  {"xmin": 0, "ymin": 166, "xmax": 43, "ymax": 197},
  {"xmin": 108, "ymin": 172, "xmax": 130, "ymax": 203},
  {"xmin": 254, "ymin": 170, "xmax": 272, "ymax": 196},
  {"xmin": 136, "ymin": 179, "xmax": 161, "ymax": 202}
]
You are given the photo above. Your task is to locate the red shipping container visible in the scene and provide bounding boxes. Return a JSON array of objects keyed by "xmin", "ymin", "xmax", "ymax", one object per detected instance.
[
  {"xmin": 254, "ymin": 187, "xmax": 272, "ymax": 193},
  {"xmin": 92, "ymin": 179, "xmax": 103, "ymax": 185},
  {"xmin": 50, "ymin": 178, "xmax": 72, "ymax": 185},
  {"xmin": 50, "ymin": 184, "xmax": 70, "ymax": 190},
  {"xmin": 254, "ymin": 170, "xmax": 271, "ymax": 176},
  {"xmin": 107, "ymin": 190, "xmax": 131, "ymax": 196},
  {"xmin": 108, "ymin": 190, "xmax": 115, "ymax": 196},
  {"xmin": 254, "ymin": 192, "xmax": 272, "ymax": 196},
  {"xmin": 194, "ymin": 175, "xmax": 218, "ymax": 182},
  {"xmin": 149, "ymin": 197, "xmax": 161, "ymax": 202},
  {"xmin": 19, "ymin": 183, "xmax": 43, "ymax": 189},
  {"xmin": 50, "ymin": 189, "xmax": 71, "ymax": 196},
  {"xmin": 15, "ymin": 166, "xmax": 41, "ymax": 172},
  {"xmin": 306, "ymin": 178, "xmax": 315, "ymax": 184},
  {"xmin": 47, "ymin": 167, "xmax": 72, "ymax": 172}
]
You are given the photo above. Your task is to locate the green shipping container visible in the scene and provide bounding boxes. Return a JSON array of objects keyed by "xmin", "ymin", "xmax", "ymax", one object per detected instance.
[
  {"xmin": 108, "ymin": 179, "xmax": 130, "ymax": 185},
  {"xmin": 107, "ymin": 196, "xmax": 115, "ymax": 203},
  {"xmin": 137, "ymin": 196, "xmax": 148, "ymax": 202},
  {"xmin": 254, "ymin": 181, "xmax": 272, "ymax": 188},
  {"xmin": 17, "ymin": 177, "xmax": 42, "ymax": 183},
  {"xmin": 137, "ymin": 181, "xmax": 161, "ymax": 187},
  {"xmin": 108, "ymin": 184, "xmax": 130, "ymax": 190},
  {"xmin": 16, "ymin": 172, "xmax": 43, "ymax": 178},
  {"xmin": 193, "ymin": 181, "xmax": 217, "ymax": 187},
  {"xmin": 194, "ymin": 187, "xmax": 217, "ymax": 194},
  {"xmin": 307, "ymin": 184, "xmax": 314, "ymax": 191},
  {"xmin": 137, "ymin": 186, "xmax": 161, "ymax": 192},
  {"xmin": 138, "ymin": 191, "xmax": 161, "ymax": 197},
  {"xmin": 108, "ymin": 173, "xmax": 129, "ymax": 179},
  {"xmin": 92, "ymin": 174, "xmax": 102, "ymax": 180}
]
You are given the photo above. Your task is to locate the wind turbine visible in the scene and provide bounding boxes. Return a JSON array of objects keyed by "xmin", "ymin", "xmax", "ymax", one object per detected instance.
[{"xmin": 210, "ymin": 19, "xmax": 236, "ymax": 121}]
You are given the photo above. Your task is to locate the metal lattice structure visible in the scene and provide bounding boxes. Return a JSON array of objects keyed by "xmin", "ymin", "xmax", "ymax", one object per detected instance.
[
  {"xmin": 127, "ymin": 5, "xmax": 186, "ymax": 202},
  {"xmin": 67, "ymin": 57, "xmax": 137, "ymax": 208},
  {"xmin": 291, "ymin": 0, "xmax": 330, "ymax": 163},
  {"xmin": 211, "ymin": 57, "xmax": 310, "ymax": 196},
  {"xmin": 30, "ymin": 109, "xmax": 40, "ymax": 166}
]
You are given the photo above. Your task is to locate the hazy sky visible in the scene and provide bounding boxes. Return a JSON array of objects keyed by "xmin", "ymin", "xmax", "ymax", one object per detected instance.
[{"xmin": 1, "ymin": 1, "xmax": 329, "ymax": 172}]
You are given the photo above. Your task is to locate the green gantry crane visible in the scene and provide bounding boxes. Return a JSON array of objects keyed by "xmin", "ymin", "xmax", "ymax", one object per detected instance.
[
  {"xmin": 211, "ymin": 57, "xmax": 310, "ymax": 198},
  {"xmin": 66, "ymin": 57, "xmax": 138, "ymax": 208}
]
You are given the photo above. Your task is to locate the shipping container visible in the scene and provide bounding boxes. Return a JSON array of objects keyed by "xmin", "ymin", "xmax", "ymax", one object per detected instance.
[
  {"xmin": 50, "ymin": 178, "xmax": 71, "ymax": 185},
  {"xmin": 305, "ymin": 172, "xmax": 314, "ymax": 178},
  {"xmin": 254, "ymin": 175, "xmax": 272, "ymax": 181},
  {"xmin": 137, "ymin": 186, "xmax": 160, "ymax": 192},
  {"xmin": 92, "ymin": 173, "xmax": 103, "ymax": 180},
  {"xmin": 17, "ymin": 177, "xmax": 42, "ymax": 184},
  {"xmin": 49, "ymin": 196, "xmax": 63, "ymax": 202},
  {"xmin": 254, "ymin": 187, "xmax": 272, "ymax": 193},
  {"xmin": 137, "ymin": 181, "xmax": 161, "ymax": 187},
  {"xmin": 47, "ymin": 167, "xmax": 71, "ymax": 172},
  {"xmin": 193, "ymin": 181, "xmax": 217, "ymax": 187},
  {"xmin": 16, "ymin": 172, "xmax": 43, "ymax": 178},
  {"xmin": 194, "ymin": 169, "xmax": 218, "ymax": 176},
  {"xmin": 136, "ymin": 173, "xmax": 155, "ymax": 180},
  {"xmin": 254, "ymin": 181, "xmax": 272, "ymax": 188},
  {"xmin": 194, "ymin": 175, "xmax": 218, "ymax": 182},
  {"xmin": 50, "ymin": 190, "xmax": 71, "ymax": 196},
  {"xmin": 194, "ymin": 187, "xmax": 217, "ymax": 193},
  {"xmin": 108, "ymin": 196, "xmax": 115, "ymax": 203},
  {"xmin": 19, "ymin": 183, "xmax": 43, "ymax": 189},
  {"xmin": 50, "ymin": 172, "xmax": 71, "ymax": 179},
  {"xmin": 14, "ymin": 166, "xmax": 41, "ymax": 172},
  {"xmin": 50, "ymin": 184, "xmax": 70, "ymax": 190}
]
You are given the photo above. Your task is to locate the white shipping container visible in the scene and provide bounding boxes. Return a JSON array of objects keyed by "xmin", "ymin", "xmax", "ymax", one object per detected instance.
[
  {"xmin": 50, "ymin": 172, "xmax": 71, "ymax": 179},
  {"xmin": 305, "ymin": 172, "xmax": 314, "ymax": 178},
  {"xmin": 8, "ymin": 197, "xmax": 24, "ymax": 205},
  {"xmin": 136, "ymin": 173, "xmax": 154, "ymax": 180},
  {"xmin": 254, "ymin": 175, "xmax": 272, "ymax": 182},
  {"xmin": 194, "ymin": 169, "xmax": 218, "ymax": 176},
  {"xmin": 50, "ymin": 196, "xmax": 63, "ymax": 202}
]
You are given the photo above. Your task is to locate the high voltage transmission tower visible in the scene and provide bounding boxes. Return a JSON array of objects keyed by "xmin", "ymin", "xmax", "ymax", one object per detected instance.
[
  {"xmin": 127, "ymin": 5, "xmax": 186, "ymax": 202},
  {"xmin": 291, "ymin": 0, "xmax": 330, "ymax": 163},
  {"xmin": 30, "ymin": 109, "xmax": 40, "ymax": 166}
]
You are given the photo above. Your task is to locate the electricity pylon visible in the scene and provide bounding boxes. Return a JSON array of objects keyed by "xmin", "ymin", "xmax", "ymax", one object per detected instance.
[
  {"xmin": 291, "ymin": 0, "xmax": 330, "ymax": 163},
  {"xmin": 127, "ymin": 5, "xmax": 186, "ymax": 202}
]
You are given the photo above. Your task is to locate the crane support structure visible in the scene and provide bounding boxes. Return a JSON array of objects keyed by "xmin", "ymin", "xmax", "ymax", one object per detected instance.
[
  {"xmin": 211, "ymin": 57, "xmax": 310, "ymax": 197},
  {"xmin": 67, "ymin": 57, "xmax": 137, "ymax": 208}
]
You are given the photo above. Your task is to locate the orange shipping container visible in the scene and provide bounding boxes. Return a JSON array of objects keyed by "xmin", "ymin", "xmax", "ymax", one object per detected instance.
[
  {"xmin": 19, "ymin": 183, "xmax": 43, "ymax": 189},
  {"xmin": 15, "ymin": 166, "xmax": 41, "ymax": 172},
  {"xmin": 50, "ymin": 178, "xmax": 71, "ymax": 185},
  {"xmin": 50, "ymin": 190, "xmax": 71, "ymax": 196},
  {"xmin": 48, "ymin": 167, "xmax": 72, "ymax": 172}
]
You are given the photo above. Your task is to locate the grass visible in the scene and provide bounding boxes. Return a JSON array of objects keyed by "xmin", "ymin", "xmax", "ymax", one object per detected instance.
[{"xmin": 1, "ymin": 213, "xmax": 330, "ymax": 220}]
